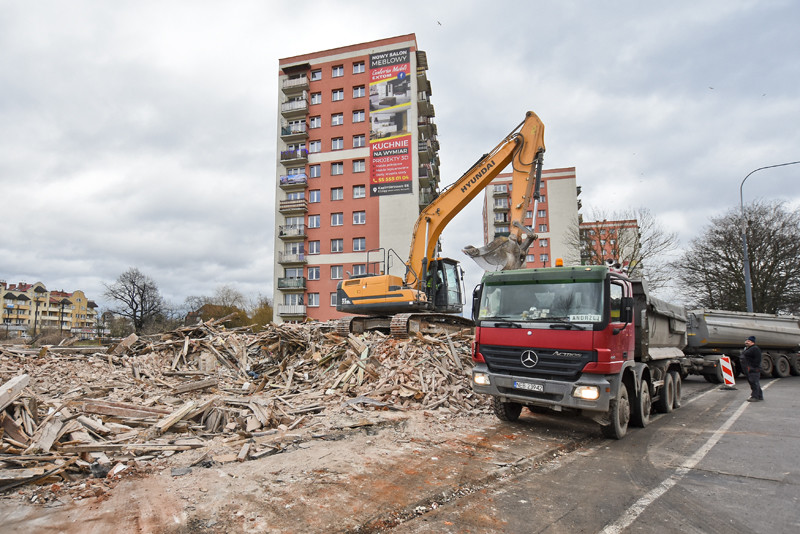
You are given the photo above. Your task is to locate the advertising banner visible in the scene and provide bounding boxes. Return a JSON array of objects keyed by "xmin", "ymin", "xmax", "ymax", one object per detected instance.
[{"xmin": 369, "ymin": 48, "xmax": 412, "ymax": 196}]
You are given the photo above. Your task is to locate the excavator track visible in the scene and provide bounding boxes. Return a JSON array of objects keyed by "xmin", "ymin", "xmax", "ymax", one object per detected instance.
[{"xmin": 390, "ymin": 313, "xmax": 474, "ymax": 338}]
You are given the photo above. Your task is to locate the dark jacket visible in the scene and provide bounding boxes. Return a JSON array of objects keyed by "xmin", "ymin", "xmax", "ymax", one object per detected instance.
[{"xmin": 741, "ymin": 344, "xmax": 762, "ymax": 372}]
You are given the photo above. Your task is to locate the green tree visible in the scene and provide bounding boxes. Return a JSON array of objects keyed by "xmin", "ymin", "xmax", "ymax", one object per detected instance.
[{"xmin": 672, "ymin": 201, "xmax": 800, "ymax": 314}]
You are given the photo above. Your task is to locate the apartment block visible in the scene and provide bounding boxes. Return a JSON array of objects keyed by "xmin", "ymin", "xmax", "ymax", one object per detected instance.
[
  {"xmin": 274, "ymin": 34, "xmax": 440, "ymax": 322},
  {"xmin": 1, "ymin": 280, "xmax": 99, "ymax": 339},
  {"xmin": 579, "ymin": 218, "xmax": 640, "ymax": 266},
  {"xmin": 480, "ymin": 168, "xmax": 581, "ymax": 267}
]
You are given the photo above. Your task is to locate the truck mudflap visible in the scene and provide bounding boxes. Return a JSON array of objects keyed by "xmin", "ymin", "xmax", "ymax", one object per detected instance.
[{"xmin": 471, "ymin": 363, "xmax": 615, "ymax": 413}]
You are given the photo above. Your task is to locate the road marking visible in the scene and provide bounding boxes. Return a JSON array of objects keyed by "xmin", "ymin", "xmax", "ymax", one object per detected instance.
[{"xmin": 600, "ymin": 381, "xmax": 774, "ymax": 534}]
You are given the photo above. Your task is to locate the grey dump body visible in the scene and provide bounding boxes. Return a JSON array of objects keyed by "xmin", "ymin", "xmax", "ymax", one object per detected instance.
[
  {"xmin": 632, "ymin": 279, "xmax": 687, "ymax": 362},
  {"xmin": 686, "ymin": 309, "xmax": 800, "ymax": 353}
]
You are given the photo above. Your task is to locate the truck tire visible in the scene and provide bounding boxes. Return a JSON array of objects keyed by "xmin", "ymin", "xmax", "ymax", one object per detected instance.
[
  {"xmin": 655, "ymin": 373, "xmax": 674, "ymax": 413},
  {"xmin": 790, "ymin": 354, "xmax": 800, "ymax": 377},
  {"xmin": 630, "ymin": 378, "xmax": 651, "ymax": 428},
  {"xmin": 493, "ymin": 397, "xmax": 522, "ymax": 422},
  {"xmin": 760, "ymin": 353, "xmax": 774, "ymax": 378},
  {"xmin": 669, "ymin": 370, "xmax": 682, "ymax": 409},
  {"xmin": 772, "ymin": 355, "xmax": 791, "ymax": 378},
  {"xmin": 601, "ymin": 384, "xmax": 630, "ymax": 439}
]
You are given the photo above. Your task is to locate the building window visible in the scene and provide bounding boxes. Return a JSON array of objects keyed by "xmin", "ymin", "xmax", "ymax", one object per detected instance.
[
  {"xmin": 496, "ymin": 225, "xmax": 509, "ymax": 234},
  {"xmin": 538, "ymin": 224, "xmax": 548, "ymax": 232},
  {"xmin": 352, "ymin": 264, "xmax": 366, "ymax": 276},
  {"xmin": 309, "ymin": 164, "xmax": 321, "ymax": 178},
  {"xmin": 539, "ymin": 238, "xmax": 548, "ymax": 247},
  {"xmin": 539, "ymin": 195, "xmax": 546, "ymax": 203},
  {"xmin": 331, "ymin": 113, "xmax": 344, "ymax": 126},
  {"xmin": 540, "ymin": 254, "xmax": 549, "ymax": 263},
  {"xmin": 353, "ymin": 134, "xmax": 366, "ymax": 148},
  {"xmin": 309, "ymin": 189, "xmax": 321, "ymax": 203},
  {"xmin": 526, "ymin": 254, "xmax": 536, "ymax": 263},
  {"xmin": 494, "ymin": 213, "xmax": 508, "ymax": 223},
  {"xmin": 331, "ymin": 162, "xmax": 344, "ymax": 175},
  {"xmin": 353, "ymin": 85, "xmax": 366, "ymax": 98},
  {"xmin": 353, "ymin": 211, "xmax": 366, "ymax": 225},
  {"xmin": 311, "ymin": 92, "xmax": 322, "ymax": 105},
  {"xmin": 538, "ymin": 210, "xmax": 546, "ymax": 218},
  {"xmin": 493, "ymin": 184, "xmax": 507, "ymax": 193},
  {"xmin": 331, "ymin": 239, "xmax": 344, "ymax": 253},
  {"xmin": 331, "ymin": 213, "xmax": 343, "ymax": 226},
  {"xmin": 494, "ymin": 198, "xmax": 508, "ymax": 209},
  {"xmin": 330, "ymin": 293, "xmax": 338, "ymax": 307},
  {"xmin": 525, "ymin": 211, "xmax": 533, "ymax": 219},
  {"xmin": 308, "ymin": 214, "xmax": 320, "ymax": 228},
  {"xmin": 309, "ymin": 140, "xmax": 321, "ymax": 153},
  {"xmin": 307, "ymin": 266, "xmax": 320, "ymax": 280},
  {"xmin": 352, "ymin": 110, "xmax": 365, "ymax": 123},
  {"xmin": 308, "ymin": 293, "xmax": 319, "ymax": 307},
  {"xmin": 331, "ymin": 265, "xmax": 343, "ymax": 279},
  {"xmin": 283, "ymin": 293, "xmax": 303, "ymax": 306},
  {"xmin": 332, "ymin": 65, "xmax": 344, "ymax": 77},
  {"xmin": 332, "ymin": 138, "xmax": 344, "ymax": 150},
  {"xmin": 353, "ymin": 185, "xmax": 366, "ymax": 198},
  {"xmin": 310, "ymin": 69, "xmax": 322, "ymax": 81},
  {"xmin": 309, "ymin": 116, "xmax": 321, "ymax": 129},
  {"xmin": 610, "ymin": 239, "xmax": 616, "ymax": 245},
  {"xmin": 309, "ymin": 240, "xmax": 320, "ymax": 254},
  {"xmin": 331, "ymin": 187, "xmax": 344, "ymax": 200},
  {"xmin": 353, "ymin": 61, "xmax": 365, "ymax": 74},
  {"xmin": 353, "ymin": 160, "xmax": 365, "ymax": 173},
  {"xmin": 353, "ymin": 237, "xmax": 366, "ymax": 251},
  {"xmin": 332, "ymin": 89, "xmax": 344, "ymax": 101}
]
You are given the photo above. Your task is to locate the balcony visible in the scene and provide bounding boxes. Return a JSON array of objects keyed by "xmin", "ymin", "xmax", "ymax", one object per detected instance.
[
  {"xmin": 278, "ymin": 224, "xmax": 306, "ymax": 240},
  {"xmin": 277, "ymin": 304, "xmax": 307, "ymax": 317},
  {"xmin": 280, "ymin": 149, "xmax": 308, "ymax": 164},
  {"xmin": 279, "ymin": 198, "xmax": 308, "ymax": 214},
  {"xmin": 282, "ymin": 75, "xmax": 308, "ymax": 94},
  {"xmin": 281, "ymin": 99, "xmax": 308, "ymax": 118},
  {"xmin": 278, "ymin": 252, "xmax": 307, "ymax": 264},
  {"xmin": 279, "ymin": 173, "xmax": 308, "ymax": 191},
  {"xmin": 493, "ymin": 188, "xmax": 509, "ymax": 198},
  {"xmin": 418, "ymin": 163, "xmax": 438, "ymax": 188},
  {"xmin": 277, "ymin": 277, "xmax": 307, "ymax": 291},
  {"xmin": 280, "ymin": 122, "xmax": 308, "ymax": 142},
  {"xmin": 417, "ymin": 97, "xmax": 434, "ymax": 118},
  {"xmin": 418, "ymin": 140, "xmax": 433, "ymax": 165},
  {"xmin": 493, "ymin": 200, "xmax": 509, "ymax": 212},
  {"xmin": 419, "ymin": 189, "xmax": 435, "ymax": 208}
]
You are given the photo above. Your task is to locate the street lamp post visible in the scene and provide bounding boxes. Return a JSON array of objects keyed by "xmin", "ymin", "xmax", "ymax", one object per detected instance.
[{"xmin": 739, "ymin": 160, "xmax": 800, "ymax": 312}]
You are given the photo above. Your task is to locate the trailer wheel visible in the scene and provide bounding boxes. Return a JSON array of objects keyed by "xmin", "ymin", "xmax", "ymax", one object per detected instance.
[
  {"xmin": 772, "ymin": 355, "xmax": 791, "ymax": 378},
  {"xmin": 760, "ymin": 354, "xmax": 774, "ymax": 378},
  {"xmin": 669, "ymin": 370, "xmax": 682, "ymax": 409},
  {"xmin": 655, "ymin": 373, "xmax": 674, "ymax": 413},
  {"xmin": 601, "ymin": 384, "xmax": 630, "ymax": 439},
  {"xmin": 631, "ymin": 378, "xmax": 651, "ymax": 428},
  {"xmin": 493, "ymin": 397, "xmax": 522, "ymax": 422},
  {"xmin": 789, "ymin": 354, "xmax": 800, "ymax": 377}
]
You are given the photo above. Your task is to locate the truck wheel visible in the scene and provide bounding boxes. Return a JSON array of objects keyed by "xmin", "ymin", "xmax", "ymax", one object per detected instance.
[
  {"xmin": 669, "ymin": 370, "xmax": 682, "ymax": 409},
  {"xmin": 772, "ymin": 355, "xmax": 791, "ymax": 378},
  {"xmin": 760, "ymin": 354, "xmax": 774, "ymax": 378},
  {"xmin": 789, "ymin": 354, "xmax": 800, "ymax": 377},
  {"xmin": 631, "ymin": 378, "xmax": 651, "ymax": 428},
  {"xmin": 655, "ymin": 372, "xmax": 674, "ymax": 413},
  {"xmin": 601, "ymin": 384, "xmax": 630, "ymax": 439},
  {"xmin": 493, "ymin": 397, "xmax": 522, "ymax": 422}
]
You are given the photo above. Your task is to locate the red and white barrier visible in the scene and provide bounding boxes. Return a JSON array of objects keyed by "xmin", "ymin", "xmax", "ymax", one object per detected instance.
[{"xmin": 720, "ymin": 355, "xmax": 736, "ymax": 387}]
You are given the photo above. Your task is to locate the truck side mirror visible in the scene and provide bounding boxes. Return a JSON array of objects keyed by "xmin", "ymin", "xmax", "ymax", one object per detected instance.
[
  {"xmin": 613, "ymin": 296, "xmax": 635, "ymax": 335},
  {"xmin": 472, "ymin": 284, "xmax": 482, "ymax": 322}
]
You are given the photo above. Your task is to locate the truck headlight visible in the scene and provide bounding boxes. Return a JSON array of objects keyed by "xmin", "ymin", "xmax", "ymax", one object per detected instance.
[
  {"xmin": 573, "ymin": 385, "xmax": 599, "ymax": 400},
  {"xmin": 473, "ymin": 372, "xmax": 491, "ymax": 386}
]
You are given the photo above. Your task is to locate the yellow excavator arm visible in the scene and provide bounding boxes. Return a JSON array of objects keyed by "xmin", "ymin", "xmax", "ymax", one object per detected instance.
[{"xmin": 405, "ymin": 111, "xmax": 546, "ymax": 287}]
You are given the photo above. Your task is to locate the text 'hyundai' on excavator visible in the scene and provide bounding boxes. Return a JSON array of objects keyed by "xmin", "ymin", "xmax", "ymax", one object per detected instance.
[{"xmin": 335, "ymin": 111, "xmax": 547, "ymax": 336}]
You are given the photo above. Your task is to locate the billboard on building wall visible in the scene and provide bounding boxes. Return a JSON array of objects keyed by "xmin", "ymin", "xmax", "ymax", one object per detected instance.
[{"xmin": 369, "ymin": 48, "xmax": 413, "ymax": 196}]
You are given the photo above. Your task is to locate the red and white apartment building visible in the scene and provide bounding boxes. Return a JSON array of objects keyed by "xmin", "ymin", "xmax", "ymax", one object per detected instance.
[
  {"xmin": 273, "ymin": 35, "xmax": 440, "ymax": 322},
  {"xmin": 480, "ymin": 168, "xmax": 582, "ymax": 267}
]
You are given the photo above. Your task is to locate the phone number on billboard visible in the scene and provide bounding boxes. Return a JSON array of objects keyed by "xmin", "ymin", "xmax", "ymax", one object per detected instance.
[{"xmin": 374, "ymin": 175, "xmax": 410, "ymax": 183}]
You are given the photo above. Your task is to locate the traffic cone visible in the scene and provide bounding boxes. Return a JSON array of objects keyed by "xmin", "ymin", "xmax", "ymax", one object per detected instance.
[{"xmin": 719, "ymin": 355, "xmax": 737, "ymax": 390}]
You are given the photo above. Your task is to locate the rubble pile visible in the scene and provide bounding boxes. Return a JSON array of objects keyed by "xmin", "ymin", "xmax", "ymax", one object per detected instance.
[{"xmin": 0, "ymin": 317, "xmax": 483, "ymax": 493}]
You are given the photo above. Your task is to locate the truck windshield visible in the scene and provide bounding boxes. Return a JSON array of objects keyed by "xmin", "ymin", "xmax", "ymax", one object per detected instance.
[{"xmin": 478, "ymin": 280, "xmax": 603, "ymax": 323}]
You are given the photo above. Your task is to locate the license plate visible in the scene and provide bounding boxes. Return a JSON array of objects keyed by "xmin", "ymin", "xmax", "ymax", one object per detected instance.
[{"xmin": 513, "ymin": 381, "xmax": 543, "ymax": 392}]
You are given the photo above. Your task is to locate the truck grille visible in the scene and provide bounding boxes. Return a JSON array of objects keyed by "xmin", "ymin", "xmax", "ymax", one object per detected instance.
[{"xmin": 479, "ymin": 344, "xmax": 596, "ymax": 382}]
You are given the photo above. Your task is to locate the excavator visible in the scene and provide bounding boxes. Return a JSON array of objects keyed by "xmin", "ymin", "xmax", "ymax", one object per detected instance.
[{"xmin": 335, "ymin": 111, "xmax": 546, "ymax": 336}]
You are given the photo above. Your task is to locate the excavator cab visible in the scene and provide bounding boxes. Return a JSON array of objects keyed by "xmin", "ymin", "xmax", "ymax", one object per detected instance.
[{"xmin": 424, "ymin": 258, "xmax": 465, "ymax": 314}]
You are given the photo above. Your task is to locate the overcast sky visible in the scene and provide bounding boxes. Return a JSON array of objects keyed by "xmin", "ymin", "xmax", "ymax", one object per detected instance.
[{"xmin": 1, "ymin": 0, "xmax": 798, "ymax": 313}]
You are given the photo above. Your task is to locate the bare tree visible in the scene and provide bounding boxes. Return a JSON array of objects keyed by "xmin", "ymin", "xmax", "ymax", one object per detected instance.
[
  {"xmin": 104, "ymin": 268, "xmax": 166, "ymax": 334},
  {"xmin": 566, "ymin": 207, "xmax": 679, "ymax": 289},
  {"xmin": 672, "ymin": 200, "xmax": 800, "ymax": 314}
]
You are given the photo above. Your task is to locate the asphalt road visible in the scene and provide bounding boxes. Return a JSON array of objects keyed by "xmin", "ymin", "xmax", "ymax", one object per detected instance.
[{"xmin": 393, "ymin": 376, "xmax": 800, "ymax": 534}]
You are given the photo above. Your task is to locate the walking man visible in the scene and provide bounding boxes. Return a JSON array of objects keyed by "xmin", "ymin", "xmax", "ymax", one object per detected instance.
[{"xmin": 741, "ymin": 336, "xmax": 764, "ymax": 402}]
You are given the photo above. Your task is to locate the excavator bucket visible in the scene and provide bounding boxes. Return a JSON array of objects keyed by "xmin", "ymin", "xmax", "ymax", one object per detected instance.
[{"xmin": 463, "ymin": 236, "xmax": 526, "ymax": 271}]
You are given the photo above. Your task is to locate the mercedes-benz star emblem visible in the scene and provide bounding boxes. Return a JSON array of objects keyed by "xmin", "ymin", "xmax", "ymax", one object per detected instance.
[{"xmin": 520, "ymin": 350, "xmax": 539, "ymax": 368}]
